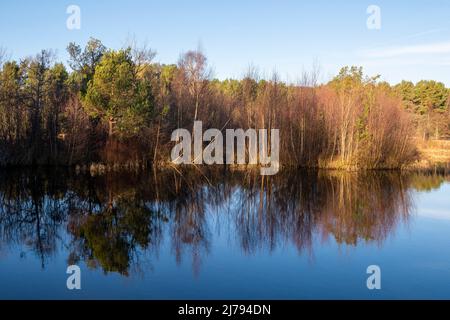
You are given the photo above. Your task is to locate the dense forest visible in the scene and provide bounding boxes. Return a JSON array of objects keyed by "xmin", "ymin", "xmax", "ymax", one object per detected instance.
[{"xmin": 0, "ymin": 38, "xmax": 449, "ymax": 169}]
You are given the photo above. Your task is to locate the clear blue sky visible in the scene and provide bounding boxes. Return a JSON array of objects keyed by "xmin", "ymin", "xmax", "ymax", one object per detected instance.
[{"xmin": 1, "ymin": 0, "xmax": 450, "ymax": 85}]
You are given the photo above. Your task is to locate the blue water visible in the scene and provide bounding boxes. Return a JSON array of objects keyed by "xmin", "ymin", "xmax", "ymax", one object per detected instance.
[{"xmin": 0, "ymin": 170, "xmax": 449, "ymax": 299}]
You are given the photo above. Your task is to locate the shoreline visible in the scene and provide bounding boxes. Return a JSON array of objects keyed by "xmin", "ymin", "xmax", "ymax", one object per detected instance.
[{"xmin": 1, "ymin": 161, "xmax": 449, "ymax": 175}]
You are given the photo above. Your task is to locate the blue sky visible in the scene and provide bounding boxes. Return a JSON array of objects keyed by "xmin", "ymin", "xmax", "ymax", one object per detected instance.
[{"xmin": 1, "ymin": 0, "xmax": 450, "ymax": 85}]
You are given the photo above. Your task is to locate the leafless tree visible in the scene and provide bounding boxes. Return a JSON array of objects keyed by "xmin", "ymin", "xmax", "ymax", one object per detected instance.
[{"xmin": 178, "ymin": 49, "xmax": 211, "ymax": 121}]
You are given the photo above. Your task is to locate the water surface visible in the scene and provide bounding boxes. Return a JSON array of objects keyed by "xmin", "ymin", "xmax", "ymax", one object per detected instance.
[{"xmin": 0, "ymin": 168, "xmax": 449, "ymax": 299}]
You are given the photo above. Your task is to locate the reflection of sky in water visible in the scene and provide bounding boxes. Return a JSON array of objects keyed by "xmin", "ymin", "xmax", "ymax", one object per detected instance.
[
  {"xmin": 0, "ymin": 171, "xmax": 449, "ymax": 299},
  {"xmin": 415, "ymin": 183, "xmax": 450, "ymax": 220}
]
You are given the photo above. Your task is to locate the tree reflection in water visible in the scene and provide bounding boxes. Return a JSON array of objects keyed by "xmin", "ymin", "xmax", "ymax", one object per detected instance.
[{"xmin": 0, "ymin": 168, "xmax": 447, "ymax": 276}]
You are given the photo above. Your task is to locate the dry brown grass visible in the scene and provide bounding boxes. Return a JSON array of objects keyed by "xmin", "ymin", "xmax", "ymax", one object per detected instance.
[{"xmin": 413, "ymin": 139, "xmax": 450, "ymax": 168}]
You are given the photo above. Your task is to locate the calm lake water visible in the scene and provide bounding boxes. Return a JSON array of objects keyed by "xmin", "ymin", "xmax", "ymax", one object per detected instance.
[{"xmin": 0, "ymin": 168, "xmax": 449, "ymax": 299}]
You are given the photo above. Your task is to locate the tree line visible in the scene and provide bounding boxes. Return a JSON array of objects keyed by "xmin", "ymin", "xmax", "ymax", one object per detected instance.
[{"xmin": 0, "ymin": 38, "xmax": 448, "ymax": 169}]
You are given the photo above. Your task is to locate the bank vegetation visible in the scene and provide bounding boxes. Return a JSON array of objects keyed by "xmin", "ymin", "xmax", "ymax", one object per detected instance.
[{"xmin": 1, "ymin": 39, "xmax": 449, "ymax": 170}]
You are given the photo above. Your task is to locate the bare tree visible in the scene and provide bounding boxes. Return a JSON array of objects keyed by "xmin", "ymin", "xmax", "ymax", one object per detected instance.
[
  {"xmin": 123, "ymin": 36, "xmax": 157, "ymax": 76},
  {"xmin": 178, "ymin": 49, "xmax": 211, "ymax": 121}
]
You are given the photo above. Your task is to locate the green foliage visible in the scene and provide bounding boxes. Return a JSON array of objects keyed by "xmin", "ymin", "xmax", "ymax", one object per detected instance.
[
  {"xmin": 75, "ymin": 195, "xmax": 154, "ymax": 275},
  {"xmin": 67, "ymin": 38, "xmax": 106, "ymax": 95},
  {"xmin": 84, "ymin": 48, "xmax": 154, "ymax": 138},
  {"xmin": 329, "ymin": 66, "xmax": 381, "ymax": 92},
  {"xmin": 160, "ymin": 64, "xmax": 177, "ymax": 88},
  {"xmin": 414, "ymin": 80, "xmax": 448, "ymax": 114},
  {"xmin": 395, "ymin": 80, "xmax": 449, "ymax": 114},
  {"xmin": 394, "ymin": 81, "xmax": 415, "ymax": 109},
  {"xmin": 0, "ymin": 61, "xmax": 25, "ymax": 143},
  {"xmin": 394, "ymin": 79, "xmax": 450, "ymax": 139}
]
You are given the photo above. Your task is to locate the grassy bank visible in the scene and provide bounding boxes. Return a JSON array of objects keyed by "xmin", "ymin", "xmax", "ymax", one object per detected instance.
[{"xmin": 406, "ymin": 139, "xmax": 450, "ymax": 171}]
